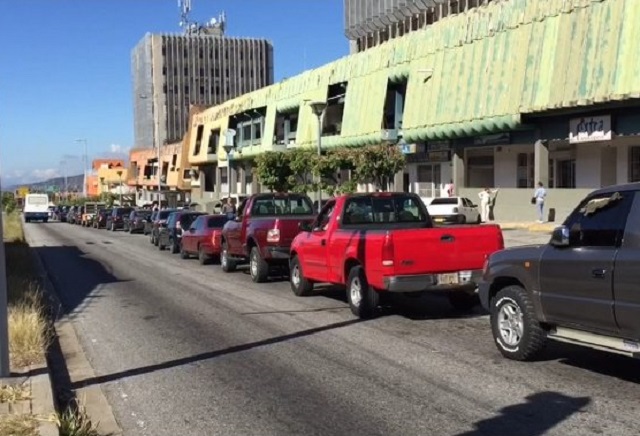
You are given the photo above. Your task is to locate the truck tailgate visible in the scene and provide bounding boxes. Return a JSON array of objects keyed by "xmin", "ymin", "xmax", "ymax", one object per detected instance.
[
  {"xmin": 273, "ymin": 216, "xmax": 315, "ymax": 247},
  {"xmin": 391, "ymin": 225, "xmax": 503, "ymax": 275}
]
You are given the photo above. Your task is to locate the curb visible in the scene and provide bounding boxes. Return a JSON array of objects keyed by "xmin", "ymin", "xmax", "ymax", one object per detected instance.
[
  {"xmin": 497, "ymin": 222, "xmax": 556, "ymax": 233},
  {"xmin": 26, "ymin": 230, "xmax": 122, "ymax": 436}
]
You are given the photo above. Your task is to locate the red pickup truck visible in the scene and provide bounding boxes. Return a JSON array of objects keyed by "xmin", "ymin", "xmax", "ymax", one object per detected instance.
[
  {"xmin": 289, "ymin": 193, "xmax": 504, "ymax": 318},
  {"xmin": 220, "ymin": 193, "xmax": 316, "ymax": 283}
]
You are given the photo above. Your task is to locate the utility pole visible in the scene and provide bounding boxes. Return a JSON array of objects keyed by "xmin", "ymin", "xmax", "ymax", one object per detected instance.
[{"xmin": 0, "ymin": 172, "xmax": 10, "ymax": 375}]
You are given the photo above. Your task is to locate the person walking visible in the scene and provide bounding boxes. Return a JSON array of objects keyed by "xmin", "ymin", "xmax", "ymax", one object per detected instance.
[
  {"xmin": 444, "ymin": 179, "xmax": 455, "ymax": 197},
  {"xmin": 533, "ymin": 182, "xmax": 547, "ymax": 223},
  {"xmin": 478, "ymin": 187, "xmax": 499, "ymax": 223}
]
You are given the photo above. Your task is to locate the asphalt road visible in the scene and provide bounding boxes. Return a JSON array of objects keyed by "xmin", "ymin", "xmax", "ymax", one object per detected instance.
[{"xmin": 24, "ymin": 222, "xmax": 640, "ymax": 436}]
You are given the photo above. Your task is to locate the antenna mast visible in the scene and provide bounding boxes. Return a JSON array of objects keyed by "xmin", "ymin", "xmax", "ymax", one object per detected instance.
[{"xmin": 178, "ymin": 0, "xmax": 227, "ymax": 36}]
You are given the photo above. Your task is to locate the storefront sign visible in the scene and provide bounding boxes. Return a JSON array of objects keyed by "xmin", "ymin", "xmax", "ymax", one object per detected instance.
[
  {"xmin": 473, "ymin": 133, "xmax": 511, "ymax": 146},
  {"xmin": 569, "ymin": 115, "xmax": 612, "ymax": 143}
]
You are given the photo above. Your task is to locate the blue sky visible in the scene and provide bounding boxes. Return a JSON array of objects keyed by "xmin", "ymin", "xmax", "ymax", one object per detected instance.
[{"xmin": 0, "ymin": 0, "xmax": 346, "ymax": 187}]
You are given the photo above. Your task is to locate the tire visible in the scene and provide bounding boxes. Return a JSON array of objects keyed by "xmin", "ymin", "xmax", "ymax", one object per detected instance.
[
  {"xmin": 490, "ymin": 285, "xmax": 547, "ymax": 361},
  {"xmin": 43, "ymin": 218, "xmax": 48, "ymax": 223},
  {"xmin": 158, "ymin": 236, "xmax": 166, "ymax": 250},
  {"xmin": 290, "ymin": 256, "xmax": 314, "ymax": 296},
  {"xmin": 220, "ymin": 242, "xmax": 236, "ymax": 272},
  {"xmin": 180, "ymin": 243, "xmax": 189, "ymax": 259},
  {"xmin": 346, "ymin": 266, "xmax": 380, "ymax": 319},
  {"xmin": 198, "ymin": 245, "xmax": 211, "ymax": 265},
  {"xmin": 171, "ymin": 238, "xmax": 180, "ymax": 254},
  {"xmin": 448, "ymin": 291, "xmax": 479, "ymax": 311},
  {"xmin": 459, "ymin": 215, "xmax": 466, "ymax": 224},
  {"xmin": 476, "ymin": 214, "xmax": 482, "ymax": 224},
  {"xmin": 249, "ymin": 246, "xmax": 269, "ymax": 283}
]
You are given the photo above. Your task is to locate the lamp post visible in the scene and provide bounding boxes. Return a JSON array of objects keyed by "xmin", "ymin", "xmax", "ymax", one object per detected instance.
[
  {"xmin": 117, "ymin": 170, "xmax": 123, "ymax": 206},
  {"xmin": 75, "ymin": 139, "xmax": 88, "ymax": 197},
  {"xmin": 308, "ymin": 101, "xmax": 327, "ymax": 213},
  {"xmin": 139, "ymin": 94, "xmax": 161, "ymax": 207},
  {"xmin": 222, "ymin": 129, "xmax": 237, "ymax": 197}
]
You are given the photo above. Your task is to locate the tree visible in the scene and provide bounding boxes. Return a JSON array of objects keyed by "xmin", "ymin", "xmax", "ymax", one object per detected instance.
[
  {"xmin": 254, "ymin": 151, "xmax": 296, "ymax": 192},
  {"xmin": 351, "ymin": 144, "xmax": 406, "ymax": 191},
  {"xmin": 2, "ymin": 192, "xmax": 16, "ymax": 213},
  {"xmin": 288, "ymin": 148, "xmax": 316, "ymax": 193},
  {"xmin": 313, "ymin": 148, "xmax": 358, "ymax": 195}
]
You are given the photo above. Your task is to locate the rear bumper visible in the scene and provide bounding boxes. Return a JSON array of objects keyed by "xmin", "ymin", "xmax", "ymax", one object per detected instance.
[
  {"xmin": 431, "ymin": 214, "xmax": 463, "ymax": 225},
  {"xmin": 383, "ymin": 269, "xmax": 483, "ymax": 293},
  {"xmin": 24, "ymin": 212, "xmax": 48, "ymax": 220}
]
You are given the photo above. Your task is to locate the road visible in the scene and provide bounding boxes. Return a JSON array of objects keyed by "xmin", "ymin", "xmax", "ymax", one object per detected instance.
[{"xmin": 24, "ymin": 222, "xmax": 640, "ymax": 436}]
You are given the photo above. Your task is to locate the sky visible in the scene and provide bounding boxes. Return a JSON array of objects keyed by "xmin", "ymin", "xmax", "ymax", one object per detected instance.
[{"xmin": 0, "ymin": 0, "xmax": 347, "ymax": 188}]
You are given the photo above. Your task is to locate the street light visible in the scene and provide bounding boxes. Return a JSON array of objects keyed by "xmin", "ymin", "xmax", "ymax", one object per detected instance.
[
  {"xmin": 75, "ymin": 139, "xmax": 88, "ymax": 197},
  {"xmin": 139, "ymin": 94, "xmax": 161, "ymax": 206},
  {"xmin": 222, "ymin": 129, "xmax": 237, "ymax": 197},
  {"xmin": 116, "ymin": 170, "xmax": 123, "ymax": 206},
  {"xmin": 308, "ymin": 101, "xmax": 327, "ymax": 213}
]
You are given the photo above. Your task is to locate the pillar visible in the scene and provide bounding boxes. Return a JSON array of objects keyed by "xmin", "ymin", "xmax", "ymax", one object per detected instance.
[
  {"xmin": 393, "ymin": 170, "xmax": 404, "ymax": 192},
  {"xmin": 534, "ymin": 139, "xmax": 549, "ymax": 187},
  {"xmin": 452, "ymin": 147, "xmax": 465, "ymax": 195}
]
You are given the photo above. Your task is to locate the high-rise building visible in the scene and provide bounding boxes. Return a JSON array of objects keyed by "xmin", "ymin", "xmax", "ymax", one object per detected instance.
[
  {"xmin": 344, "ymin": 0, "xmax": 494, "ymax": 53},
  {"xmin": 132, "ymin": 23, "xmax": 274, "ymax": 149}
]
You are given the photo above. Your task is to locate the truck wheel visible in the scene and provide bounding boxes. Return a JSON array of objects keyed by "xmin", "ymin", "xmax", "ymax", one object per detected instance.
[
  {"xmin": 290, "ymin": 256, "xmax": 314, "ymax": 296},
  {"xmin": 448, "ymin": 291, "xmax": 479, "ymax": 311},
  {"xmin": 476, "ymin": 214, "xmax": 482, "ymax": 224},
  {"xmin": 459, "ymin": 215, "xmax": 466, "ymax": 224},
  {"xmin": 198, "ymin": 246, "xmax": 211, "ymax": 265},
  {"xmin": 180, "ymin": 243, "xmax": 189, "ymax": 259},
  {"xmin": 490, "ymin": 285, "xmax": 547, "ymax": 361},
  {"xmin": 346, "ymin": 266, "xmax": 380, "ymax": 319},
  {"xmin": 249, "ymin": 246, "xmax": 269, "ymax": 283},
  {"xmin": 221, "ymin": 242, "xmax": 236, "ymax": 272}
]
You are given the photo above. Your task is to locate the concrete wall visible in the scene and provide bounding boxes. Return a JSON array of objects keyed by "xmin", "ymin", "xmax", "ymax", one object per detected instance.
[{"xmin": 457, "ymin": 187, "xmax": 592, "ymax": 223}]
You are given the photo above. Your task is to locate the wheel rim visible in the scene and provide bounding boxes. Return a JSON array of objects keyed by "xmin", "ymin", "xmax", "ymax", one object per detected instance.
[
  {"xmin": 221, "ymin": 249, "xmax": 227, "ymax": 267},
  {"xmin": 291, "ymin": 263, "xmax": 300, "ymax": 288},
  {"xmin": 350, "ymin": 277, "xmax": 362, "ymax": 307},
  {"xmin": 250, "ymin": 252, "xmax": 258, "ymax": 277},
  {"xmin": 498, "ymin": 302, "xmax": 524, "ymax": 347}
]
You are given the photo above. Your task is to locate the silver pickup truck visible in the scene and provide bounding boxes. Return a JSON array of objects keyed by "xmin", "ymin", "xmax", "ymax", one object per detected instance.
[{"xmin": 479, "ymin": 183, "xmax": 640, "ymax": 361}]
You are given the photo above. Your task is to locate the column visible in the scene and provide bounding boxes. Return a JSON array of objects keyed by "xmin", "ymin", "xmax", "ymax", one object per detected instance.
[
  {"xmin": 393, "ymin": 170, "xmax": 403, "ymax": 192},
  {"xmin": 534, "ymin": 139, "xmax": 549, "ymax": 187},
  {"xmin": 452, "ymin": 146, "xmax": 465, "ymax": 195}
]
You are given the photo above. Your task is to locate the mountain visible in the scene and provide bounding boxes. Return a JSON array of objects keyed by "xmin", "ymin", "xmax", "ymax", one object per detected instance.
[{"xmin": 6, "ymin": 174, "xmax": 85, "ymax": 193}]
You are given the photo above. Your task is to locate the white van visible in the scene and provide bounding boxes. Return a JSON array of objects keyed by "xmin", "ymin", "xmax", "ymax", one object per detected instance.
[{"xmin": 24, "ymin": 194, "xmax": 50, "ymax": 223}]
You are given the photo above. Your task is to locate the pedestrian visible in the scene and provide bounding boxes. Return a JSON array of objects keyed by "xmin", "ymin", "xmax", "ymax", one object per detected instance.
[
  {"xmin": 221, "ymin": 198, "xmax": 235, "ymax": 215},
  {"xmin": 533, "ymin": 181, "xmax": 547, "ymax": 223},
  {"xmin": 478, "ymin": 187, "xmax": 499, "ymax": 223},
  {"xmin": 444, "ymin": 179, "xmax": 455, "ymax": 197}
]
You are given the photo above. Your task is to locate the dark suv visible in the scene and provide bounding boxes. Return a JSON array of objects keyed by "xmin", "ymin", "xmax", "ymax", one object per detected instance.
[
  {"xmin": 124, "ymin": 209, "xmax": 152, "ymax": 234},
  {"xmin": 106, "ymin": 207, "xmax": 133, "ymax": 231},
  {"xmin": 158, "ymin": 211, "xmax": 204, "ymax": 253},
  {"xmin": 150, "ymin": 209, "xmax": 177, "ymax": 246}
]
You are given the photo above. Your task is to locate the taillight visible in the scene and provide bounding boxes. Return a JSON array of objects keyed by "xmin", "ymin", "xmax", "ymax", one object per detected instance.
[
  {"xmin": 266, "ymin": 229, "xmax": 280, "ymax": 243},
  {"xmin": 382, "ymin": 231, "xmax": 394, "ymax": 267}
]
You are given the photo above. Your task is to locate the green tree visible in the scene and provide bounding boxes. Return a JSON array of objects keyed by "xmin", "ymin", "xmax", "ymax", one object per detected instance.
[
  {"xmin": 254, "ymin": 151, "xmax": 296, "ymax": 192},
  {"xmin": 2, "ymin": 192, "xmax": 16, "ymax": 213},
  {"xmin": 288, "ymin": 148, "xmax": 316, "ymax": 193},
  {"xmin": 313, "ymin": 148, "xmax": 358, "ymax": 195},
  {"xmin": 351, "ymin": 144, "xmax": 406, "ymax": 191}
]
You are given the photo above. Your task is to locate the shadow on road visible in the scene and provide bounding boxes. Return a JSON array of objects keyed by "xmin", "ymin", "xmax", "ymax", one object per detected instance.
[
  {"xmin": 456, "ymin": 392, "xmax": 590, "ymax": 436},
  {"xmin": 70, "ymin": 318, "xmax": 364, "ymax": 390}
]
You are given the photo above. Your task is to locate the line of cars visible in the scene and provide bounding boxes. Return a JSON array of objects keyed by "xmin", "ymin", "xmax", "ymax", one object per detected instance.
[{"xmin": 61, "ymin": 185, "xmax": 640, "ymax": 364}]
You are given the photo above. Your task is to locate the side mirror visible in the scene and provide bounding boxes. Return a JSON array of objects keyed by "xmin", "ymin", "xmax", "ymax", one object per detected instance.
[
  {"xmin": 550, "ymin": 225, "xmax": 570, "ymax": 247},
  {"xmin": 299, "ymin": 221, "xmax": 312, "ymax": 232}
]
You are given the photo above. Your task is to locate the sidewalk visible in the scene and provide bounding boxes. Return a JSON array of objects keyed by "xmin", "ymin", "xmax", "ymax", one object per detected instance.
[{"xmin": 495, "ymin": 221, "xmax": 557, "ymax": 233}]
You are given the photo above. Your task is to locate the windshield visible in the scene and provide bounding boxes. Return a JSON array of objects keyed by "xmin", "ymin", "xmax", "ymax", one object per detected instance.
[
  {"xmin": 207, "ymin": 216, "xmax": 228, "ymax": 228},
  {"xmin": 158, "ymin": 210, "xmax": 175, "ymax": 220},
  {"xmin": 250, "ymin": 196, "xmax": 313, "ymax": 216},
  {"xmin": 26, "ymin": 195, "xmax": 48, "ymax": 206},
  {"xmin": 430, "ymin": 198, "xmax": 458, "ymax": 205}
]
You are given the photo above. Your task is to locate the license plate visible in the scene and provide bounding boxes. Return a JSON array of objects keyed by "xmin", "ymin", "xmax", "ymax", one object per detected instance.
[{"xmin": 438, "ymin": 273, "xmax": 459, "ymax": 285}]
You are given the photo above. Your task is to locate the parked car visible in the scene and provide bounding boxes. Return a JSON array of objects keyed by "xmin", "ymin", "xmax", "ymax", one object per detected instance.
[
  {"xmin": 220, "ymin": 193, "xmax": 316, "ymax": 283},
  {"xmin": 106, "ymin": 207, "xmax": 133, "ymax": 231},
  {"xmin": 94, "ymin": 208, "xmax": 112, "ymax": 229},
  {"xmin": 157, "ymin": 211, "xmax": 204, "ymax": 253},
  {"xmin": 180, "ymin": 214, "xmax": 230, "ymax": 264},
  {"xmin": 289, "ymin": 192, "xmax": 504, "ymax": 319},
  {"xmin": 81, "ymin": 202, "xmax": 106, "ymax": 227},
  {"xmin": 480, "ymin": 184, "xmax": 640, "ymax": 361},
  {"xmin": 23, "ymin": 194, "xmax": 50, "ymax": 223},
  {"xmin": 124, "ymin": 209, "xmax": 152, "ymax": 234},
  {"xmin": 427, "ymin": 197, "xmax": 481, "ymax": 225},
  {"xmin": 150, "ymin": 209, "xmax": 178, "ymax": 246}
]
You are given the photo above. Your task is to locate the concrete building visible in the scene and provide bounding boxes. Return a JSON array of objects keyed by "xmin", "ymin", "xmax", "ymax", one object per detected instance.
[
  {"xmin": 131, "ymin": 29, "xmax": 274, "ymax": 149},
  {"xmin": 183, "ymin": 0, "xmax": 640, "ymax": 223},
  {"xmin": 344, "ymin": 0, "xmax": 495, "ymax": 53}
]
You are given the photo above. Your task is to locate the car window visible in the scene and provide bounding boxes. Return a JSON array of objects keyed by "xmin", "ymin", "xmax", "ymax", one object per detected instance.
[
  {"xmin": 314, "ymin": 200, "xmax": 336, "ymax": 230},
  {"xmin": 430, "ymin": 198, "xmax": 458, "ymax": 205},
  {"xmin": 180, "ymin": 213, "xmax": 202, "ymax": 228},
  {"xmin": 563, "ymin": 191, "xmax": 634, "ymax": 247},
  {"xmin": 207, "ymin": 216, "xmax": 228, "ymax": 228},
  {"xmin": 342, "ymin": 196, "xmax": 429, "ymax": 225},
  {"xmin": 251, "ymin": 196, "xmax": 313, "ymax": 216}
]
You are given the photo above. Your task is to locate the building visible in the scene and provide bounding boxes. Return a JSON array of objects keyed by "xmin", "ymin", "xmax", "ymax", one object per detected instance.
[
  {"xmin": 345, "ymin": 0, "xmax": 495, "ymax": 53},
  {"xmin": 183, "ymin": 0, "xmax": 640, "ymax": 222},
  {"xmin": 131, "ymin": 23, "xmax": 275, "ymax": 149}
]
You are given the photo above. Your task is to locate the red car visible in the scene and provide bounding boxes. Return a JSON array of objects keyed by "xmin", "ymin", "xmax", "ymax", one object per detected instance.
[
  {"xmin": 180, "ymin": 214, "xmax": 230, "ymax": 264},
  {"xmin": 289, "ymin": 192, "xmax": 505, "ymax": 319}
]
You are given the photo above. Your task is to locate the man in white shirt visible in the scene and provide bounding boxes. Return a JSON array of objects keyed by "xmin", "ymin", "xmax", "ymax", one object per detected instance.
[{"xmin": 478, "ymin": 187, "xmax": 499, "ymax": 223}]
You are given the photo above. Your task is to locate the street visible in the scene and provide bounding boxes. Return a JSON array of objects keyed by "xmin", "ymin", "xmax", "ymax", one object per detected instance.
[{"xmin": 24, "ymin": 222, "xmax": 640, "ymax": 436}]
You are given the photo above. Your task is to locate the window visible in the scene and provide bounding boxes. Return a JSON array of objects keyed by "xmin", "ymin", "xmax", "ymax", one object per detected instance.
[
  {"xmin": 383, "ymin": 80, "xmax": 407, "ymax": 130},
  {"xmin": 342, "ymin": 196, "xmax": 431, "ymax": 226},
  {"xmin": 251, "ymin": 196, "xmax": 313, "ymax": 216},
  {"xmin": 208, "ymin": 129, "xmax": 220, "ymax": 154},
  {"xmin": 516, "ymin": 153, "xmax": 534, "ymax": 188},
  {"xmin": 193, "ymin": 125, "xmax": 204, "ymax": 156},
  {"xmin": 207, "ymin": 216, "xmax": 229, "ymax": 228},
  {"xmin": 556, "ymin": 159, "xmax": 576, "ymax": 188},
  {"xmin": 629, "ymin": 147, "xmax": 640, "ymax": 182},
  {"xmin": 323, "ymin": 82, "xmax": 348, "ymax": 136},
  {"xmin": 563, "ymin": 191, "xmax": 635, "ymax": 247},
  {"xmin": 171, "ymin": 154, "xmax": 177, "ymax": 168},
  {"xmin": 314, "ymin": 200, "xmax": 336, "ymax": 231},
  {"xmin": 430, "ymin": 198, "xmax": 458, "ymax": 205}
]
